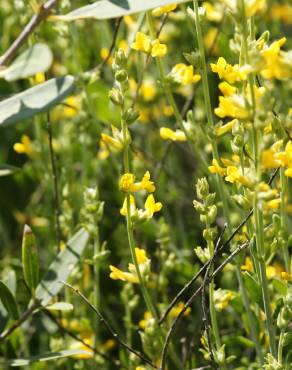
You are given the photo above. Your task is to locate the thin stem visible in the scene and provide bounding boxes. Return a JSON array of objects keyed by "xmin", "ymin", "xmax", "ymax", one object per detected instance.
[
  {"xmin": 280, "ymin": 167, "xmax": 290, "ymax": 272},
  {"xmin": 93, "ymin": 233, "xmax": 101, "ymax": 347},
  {"xmin": 62, "ymin": 282, "xmax": 157, "ymax": 369},
  {"xmin": 146, "ymin": 12, "xmax": 209, "ymax": 173},
  {"xmin": 46, "ymin": 112, "xmax": 62, "ymax": 250},
  {"xmin": 278, "ymin": 329, "xmax": 285, "ymax": 365},
  {"xmin": 0, "ymin": 0, "xmax": 57, "ymax": 66},
  {"xmin": 239, "ymin": 0, "xmax": 277, "ymax": 357},
  {"xmin": 121, "ymin": 103, "xmax": 158, "ymax": 320}
]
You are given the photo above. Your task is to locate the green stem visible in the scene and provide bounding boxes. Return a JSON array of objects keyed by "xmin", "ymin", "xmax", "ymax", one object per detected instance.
[
  {"xmin": 93, "ymin": 233, "xmax": 101, "ymax": 347},
  {"xmin": 146, "ymin": 12, "xmax": 209, "ymax": 174},
  {"xmin": 240, "ymin": 0, "xmax": 277, "ymax": 357},
  {"xmin": 280, "ymin": 167, "xmax": 290, "ymax": 272},
  {"xmin": 278, "ymin": 329, "xmax": 285, "ymax": 365},
  {"xmin": 121, "ymin": 103, "xmax": 158, "ymax": 320}
]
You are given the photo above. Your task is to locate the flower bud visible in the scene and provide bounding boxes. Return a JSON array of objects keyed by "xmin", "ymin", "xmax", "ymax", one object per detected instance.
[
  {"xmin": 196, "ymin": 177, "xmax": 209, "ymax": 199},
  {"xmin": 109, "ymin": 88, "xmax": 123, "ymax": 105},
  {"xmin": 115, "ymin": 69, "xmax": 128, "ymax": 83},
  {"xmin": 122, "ymin": 108, "xmax": 140, "ymax": 124}
]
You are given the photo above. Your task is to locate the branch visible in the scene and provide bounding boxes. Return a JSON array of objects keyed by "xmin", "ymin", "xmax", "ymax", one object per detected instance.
[
  {"xmin": 0, "ymin": 0, "xmax": 57, "ymax": 67},
  {"xmin": 159, "ymin": 167, "xmax": 279, "ymax": 324},
  {"xmin": 61, "ymin": 281, "xmax": 157, "ymax": 369},
  {"xmin": 201, "ymin": 228, "xmax": 226, "ymax": 369},
  {"xmin": 159, "ymin": 241, "xmax": 250, "ymax": 370},
  {"xmin": 0, "ymin": 300, "xmax": 41, "ymax": 342},
  {"xmin": 44, "ymin": 310, "xmax": 121, "ymax": 368},
  {"xmin": 46, "ymin": 111, "xmax": 62, "ymax": 249}
]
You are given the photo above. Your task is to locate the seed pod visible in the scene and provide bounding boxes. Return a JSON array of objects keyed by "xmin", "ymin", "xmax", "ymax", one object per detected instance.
[{"xmin": 22, "ymin": 225, "xmax": 39, "ymax": 297}]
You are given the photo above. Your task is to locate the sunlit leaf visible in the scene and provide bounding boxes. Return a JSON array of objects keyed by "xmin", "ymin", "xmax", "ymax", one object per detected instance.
[
  {"xmin": 22, "ymin": 225, "xmax": 39, "ymax": 296},
  {"xmin": 34, "ymin": 228, "xmax": 89, "ymax": 306},
  {"xmin": 242, "ymin": 271, "xmax": 264, "ymax": 312},
  {"xmin": 53, "ymin": 0, "xmax": 189, "ymax": 21},
  {"xmin": 45, "ymin": 302, "xmax": 74, "ymax": 311},
  {"xmin": 0, "ymin": 76, "xmax": 75, "ymax": 126},
  {"xmin": 0, "ymin": 44, "xmax": 53, "ymax": 82},
  {"xmin": 7, "ymin": 349, "xmax": 92, "ymax": 367},
  {"xmin": 0, "ymin": 281, "xmax": 19, "ymax": 320},
  {"xmin": 0, "ymin": 164, "xmax": 20, "ymax": 177}
]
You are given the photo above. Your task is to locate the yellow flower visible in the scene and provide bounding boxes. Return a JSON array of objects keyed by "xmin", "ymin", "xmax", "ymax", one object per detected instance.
[
  {"xmin": 241, "ymin": 257, "xmax": 253, "ymax": 272},
  {"xmin": 204, "ymin": 27, "xmax": 219, "ymax": 54},
  {"xmin": 119, "ymin": 171, "xmax": 155, "ymax": 193},
  {"xmin": 160, "ymin": 127, "xmax": 187, "ymax": 141},
  {"xmin": 109, "ymin": 247, "xmax": 150, "ymax": 284},
  {"xmin": 131, "ymin": 32, "xmax": 167, "ymax": 58},
  {"xmin": 139, "ymin": 311, "xmax": 153, "ymax": 330},
  {"xmin": 140, "ymin": 80, "xmax": 156, "ymax": 101},
  {"xmin": 277, "ymin": 141, "xmax": 292, "ymax": 177},
  {"xmin": 265, "ymin": 198, "xmax": 281, "ymax": 210},
  {"xmin": 131, "ymin": 32, "xmax": 152, "ymax": 53},
  {"xmin": 151, "ymin": 39, "xmax": 168, "ymax": 58},
  {"xmin": 208, "ymin": 159, "xmax": 226, "ymax": 176},
  {"xmin": 170, "ymin": 63, "xmax": 201, "ymax": 85},
  {"xmin": 123, "ymin": 15, "xmax": 135, "ymax": 28},
  {"xmin": 100, "ymin": 125, "xmax": 124, "ymax": 154},
  {"xmin": 214, "ymin": 94, "xmax": 249, "ymax": 119},
  {"xmin": 214, "ymin": 289, "xmax": 235, "ymax": 311},
  {"xmin": 210, "ymin": 57, "xmax": 251, "ymax": 84},
  {"xmin": 102, "ymin": 339, "xmax": 117, "ymax": 351},
  {"xmin": 169, "ymin": 302, "xmax": 191, "ymax": 317},
  {"xmin": 215, "ymin": 119, "xmax": 237, "ymax": 136},
  {"xmin": 202, "ymin": 2, "xmax": 223, "ymax": 22},
  {"xmin": 215, "ymin": 85, "xmax": 265, "ymax": 120},
  {"xmin": 13, "ymin": 135, "xmax": 35, "ymax": 158},
  {"xmin": 261, "ymin": 140, "xmax": 283, "ymax": 169},
  {"xmin": 270, "ymin": 4, "xmax": 292, "ymax": 25},
  {"xmin": 144, "ymin": 194, "xmax": 163, "ymax": 218},
  {"xmin": 218, "ymin": 81, "xmax": 236, "ymax": 96},
  {"xmin": 163, "ymin": 105, "xmax": 174, "ymax": 116},
  {"xmin": 152, "ymin": 4, "xmax": 177, "ymax": 17},
  {"xmin": 120, "ymin": 195, "xmax": 137, "ymax": 216},
  {"xmin": 70, "ymin": 335, "xmax": 93, "ymax": 359},
  {"xmin": 109, "ymin": 265, "xmax": 138, "ymax": 283},
  {"xmin": 281, "ymin": 272, "xmax": 292, "ymax": 281},
  {"xmin": 221, "ymin": 0, "xmax": 266, "ymax": 17},
  {"xmin": 259, "ymin": 37, "xmax": 292, "ymax": 80},
  {"xmin": 225, "ymin": 166, "xmax": 251, "ymax": 186},
  {"xmin": 34, "ymin": 72, "xmax": 45, "ymax": 84},
  {"xmin": 100, "ymin": 47, "xmax": 113, "ymax": 65}
]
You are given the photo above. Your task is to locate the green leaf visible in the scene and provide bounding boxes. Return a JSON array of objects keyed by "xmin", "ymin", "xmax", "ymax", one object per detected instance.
[
  {"xmin": 34, "ymin": 228, "xmax": 89, "ymax": 306},
  {"xmin": 0, "ymin": 44, "xmax": 53, "ymax": 82},
  {"xmin": 272, "ymin": 278, "xmax": 288, "ymax": 296},
  {"xmin": 0, "ymin": 281, "xmax": 19, "ymax": 320},
  {"xmin": 6, "ymin": 349, "xmax": 92, "ymax": 367},
  {"xmin": 242, "ymin": 271, "xmax": 264, "ymax": 312},
  {"xmin": 0, "ymin": 164, "xmax": 20, "ymax": 177},
  {"xmin": 22, "ymin": 225, "xmax": 39, "ymax": 296},
  {"xmin": 54, "ymin": 0, "xmax": 189, "ymax": 21},
  {"xmin": 45, "ymin": 302, "xmax": 74, "ymax": 311},
  {"xmin": 0, "ymin": 75, "xmax": 75, "ymax": 126}
]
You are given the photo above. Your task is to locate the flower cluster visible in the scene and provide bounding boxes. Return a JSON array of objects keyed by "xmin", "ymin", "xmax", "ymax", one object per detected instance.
[{"xmin": 131, "ymin": 32, "xmax": 167, "ymax": 58}]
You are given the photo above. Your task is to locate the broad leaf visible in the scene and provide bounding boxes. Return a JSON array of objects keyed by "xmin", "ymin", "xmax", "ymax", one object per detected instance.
[
  {"xmin": 7, "ymin": 349, "xmax": 92, "ymax": 367},
  {"xmin": 242, "ymin": 271, "xmax": 264, "ymax": 312},
  {"xmin": 54, "ymin": 0, "xmax": 189, "ymax": 21},
  {"xmin": 22, "ymin": 225, "xmax": 39, "ymax": 296},
  {"xmin": 45, "ymin": 302, "xmax": 74, "ymax": 311},
  {"xmin": 0, "ymin": 164, "xmax": 20, "ymax": 177},
  {"xmin": 0, "ymin": 281, "xmax": 19, "ymax": 320},
  {"xmin": 0, "ymin": 44, "xmax": 53, "ymax": 82},
  {"xmin": 0, "ymin": 75, "xmax": 75, "ymax": 126},
  {"xmin": 34, "ymin": 228, "xmax": 89, "ymax": 306}
]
